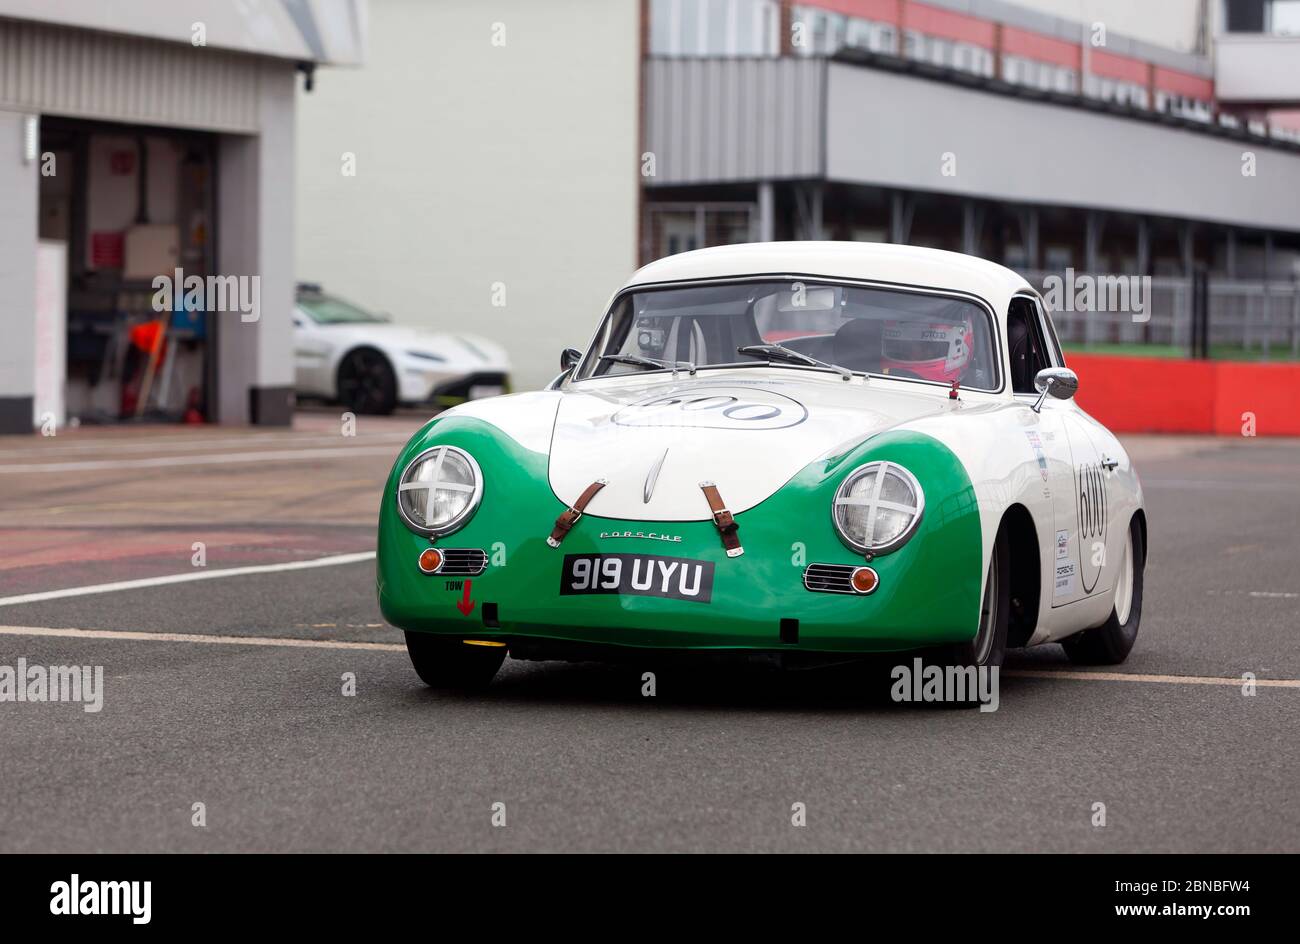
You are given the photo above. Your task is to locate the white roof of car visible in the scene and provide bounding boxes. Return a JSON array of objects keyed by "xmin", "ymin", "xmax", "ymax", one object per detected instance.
[{"xmin": 625, "ymin": 242, "xmax": 1034, "ymax": 313}]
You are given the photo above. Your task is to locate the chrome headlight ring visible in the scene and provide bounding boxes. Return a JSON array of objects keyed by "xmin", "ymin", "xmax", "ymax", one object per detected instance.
[
  {"xmin": 395, "ymin": 445, "xmax": 483, "ymax": 537},
  {"xmin": 832, "ymin": 461, "xmax": 925, "ymax": 555}
]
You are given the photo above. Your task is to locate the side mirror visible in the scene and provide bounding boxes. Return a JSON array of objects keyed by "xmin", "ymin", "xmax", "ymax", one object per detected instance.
[
  {"xmin": 560, "ymin": 348, "xmax": 582, "ymax": 372},
  {"xmin": 1031, "ymin": 367, "xmax": 1079, "ymax": 413}
]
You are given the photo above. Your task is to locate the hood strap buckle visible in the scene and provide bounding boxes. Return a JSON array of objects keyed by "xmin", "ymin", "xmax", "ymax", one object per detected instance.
[
  {"xmin": 699, "ymin": 481, "xmax": 743, "ymax": 558},
  {"xmin": 547, "ymin": 479, "xmax": 608, "ymax": 548}
]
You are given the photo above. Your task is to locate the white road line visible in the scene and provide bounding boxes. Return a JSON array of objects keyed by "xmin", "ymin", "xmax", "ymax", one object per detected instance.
[
  {"xmin": 0, "ymin": 623, "xmax": 1295, "ymax": 689},
  {"xmin": 0, "ymin": 552, "xmax": 376, "ymax": 608},
  {"xmin": 0, "ymin": 625, "xmax": 403, "ymax": 652},
  {"xmin": 1004, "ymin": 669, "xmax": 1300, "ymax": 688},
  {"xmin": 0, "ymin": 446, "xmax": 398, "ymax": 474}
]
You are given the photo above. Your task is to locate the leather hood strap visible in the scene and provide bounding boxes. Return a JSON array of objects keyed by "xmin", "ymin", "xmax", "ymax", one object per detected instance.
[
  {"xmin": 547, "ymin": 479, "xmax": 608, "ymax": 547},
  {"xmin": 699, "ymin": 481, "xmax": 743, "ymax": 558}
]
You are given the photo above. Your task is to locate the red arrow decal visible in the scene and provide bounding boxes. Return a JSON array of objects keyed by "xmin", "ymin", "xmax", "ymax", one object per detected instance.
[{"xmin": 455, "ymin": 579, "xmax": 476, "ymax": 616}]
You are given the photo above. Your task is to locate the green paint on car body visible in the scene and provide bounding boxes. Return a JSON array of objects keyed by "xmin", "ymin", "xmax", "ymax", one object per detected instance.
[{"xmin": 377, "ymin": 416, "xmax": 982, "ymax": 653}]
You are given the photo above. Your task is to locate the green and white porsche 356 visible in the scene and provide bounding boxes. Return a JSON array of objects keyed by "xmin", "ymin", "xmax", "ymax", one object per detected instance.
[{"xmin": 377, "ymin": 243, "xmax": 1146, "ymax": 690}]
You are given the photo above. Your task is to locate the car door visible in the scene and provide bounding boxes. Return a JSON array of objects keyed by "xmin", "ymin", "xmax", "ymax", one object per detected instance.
[
  {"xmin": 1007, "ymin": 295, "xmax": 1082, "ymax": 608},
  {"xmin": 1023, "ymin": 295, "xmax": 1115, "ymax": 607},
  {"xmin": 292, "ymin": 308, "xmax": 333, "ymax": 394}
]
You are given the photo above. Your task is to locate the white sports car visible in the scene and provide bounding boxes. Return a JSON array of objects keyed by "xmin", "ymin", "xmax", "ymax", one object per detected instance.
[
  {"xmin": 293, "ymin": 284, "xmax": 510, "ymax": 414},
  {"xmin": 377, "ymin": 243, "xmax": 1146, "ymax": 692}
]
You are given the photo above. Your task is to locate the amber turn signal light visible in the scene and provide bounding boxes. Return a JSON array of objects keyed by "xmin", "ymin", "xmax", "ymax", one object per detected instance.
[
  {"xmin": 850, "ymin": 566, "xmax": 879, "ymax": 595},
  {"xmin": 417, "ymin": 547, "xmax": 443, "ymax": 574}
]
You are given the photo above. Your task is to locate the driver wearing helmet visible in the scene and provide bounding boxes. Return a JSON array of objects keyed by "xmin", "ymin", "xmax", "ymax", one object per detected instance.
[{"xmin": 880, "ymin": 317, "xmax": 975, "ymax": 384}]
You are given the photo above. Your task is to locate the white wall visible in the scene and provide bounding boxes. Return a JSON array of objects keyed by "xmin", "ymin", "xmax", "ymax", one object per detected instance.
[
  {"xmin": 217, "ymin": 60, "xmax": 300, "ymax": 425},
  {"xmin": 295, "ymin": 0, "xmax": 641, "ymax": 392},
  {"xmin": 1216, "ymin": 34, "xmax": 1300, "ymax": 102}
]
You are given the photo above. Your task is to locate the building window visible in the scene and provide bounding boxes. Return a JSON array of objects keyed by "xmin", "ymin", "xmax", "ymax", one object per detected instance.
[{"xmin": 1226, "ymin": 0, "xmax": 1300, "ymax": 34}]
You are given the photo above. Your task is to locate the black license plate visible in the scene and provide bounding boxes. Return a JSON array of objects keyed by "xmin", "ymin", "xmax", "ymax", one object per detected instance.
[{"xmin": 560, "ymin": 553, "xmax": 714, "ymax": 603}]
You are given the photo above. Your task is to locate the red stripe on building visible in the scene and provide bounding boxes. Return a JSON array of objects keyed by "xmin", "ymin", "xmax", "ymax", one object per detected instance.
[
  {"xmin": 1001, "ymin": 26, "xmax": 1081, "ymax": 69},
  {"xmin": 1271, "ymin": 109, "xmax": 1300, "ymax": 132},
  {"xmin": 1087, "ymin": 48, "xmax": 1150, "ymax": 85},
  {"xmin": 807, "ymin": 0, "xmax": 902, "ymax": 25},
  {"xmin": 1153, "ymin": 66, "xmax": 1214, "ymax": 101},
  {"xmin": 901, "ymin": 1, "xmax": 996, "ymax": 48}
]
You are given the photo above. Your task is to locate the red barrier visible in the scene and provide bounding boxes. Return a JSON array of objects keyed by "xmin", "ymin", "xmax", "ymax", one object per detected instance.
[
  {"xmin": 1213, "ymin": 361, "xmax": 1300, "ymax": 436},
  {"xmin": 1066, "ymin": 353, "xmax": 1300, "ymax": 437}
]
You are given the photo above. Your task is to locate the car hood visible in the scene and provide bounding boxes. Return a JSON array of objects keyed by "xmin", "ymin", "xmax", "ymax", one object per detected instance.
[{"xmin": 544, "ymin": 372, "xmax": 949, "ymax": 522}]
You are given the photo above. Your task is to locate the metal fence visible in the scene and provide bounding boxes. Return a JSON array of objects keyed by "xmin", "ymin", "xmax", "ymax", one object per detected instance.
[
  {"xmin": 631, "ymin": 233, "xmax": 1300, "ymax": 360},
  {"xmin": 1019, "ymin": 270, "xmax": 1300, "ymax": 360}
]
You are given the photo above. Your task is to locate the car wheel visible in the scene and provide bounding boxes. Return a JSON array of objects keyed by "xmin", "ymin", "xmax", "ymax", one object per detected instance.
[
  {"xmin": 404, "ymin": 632, "xmax": 505, "ymax": 689},
  {"xmin": 1062, "ymin": 517, "xmax": 1144, "ymax": 665},
  {"xmin": 337, "ymin": 348, "xmax": 397, "ymax": 415}
]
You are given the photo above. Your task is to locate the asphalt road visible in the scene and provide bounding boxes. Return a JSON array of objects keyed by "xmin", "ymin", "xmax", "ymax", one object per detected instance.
[{"xmin": 1, "ymin": 420, "xmax": 1298, "ymax": 852}]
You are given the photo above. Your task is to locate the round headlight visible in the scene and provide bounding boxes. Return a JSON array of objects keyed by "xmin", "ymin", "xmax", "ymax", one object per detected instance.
[
  {"xmin": 396, "ymin": 445, "xmax": 483, "ymax": 536},
  {"xmin": 832, "ymin": 461, "xmax": 924, "ymax": 554}
]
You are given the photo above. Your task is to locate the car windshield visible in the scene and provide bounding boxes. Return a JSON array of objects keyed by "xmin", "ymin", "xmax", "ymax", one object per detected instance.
[
  {"xmin": 577, "ymin": 280, "xmax": 999, "ymax": 391},
  {"xmin": 297, "ymin": 293, "xmax": 387, "ymax": 325}
]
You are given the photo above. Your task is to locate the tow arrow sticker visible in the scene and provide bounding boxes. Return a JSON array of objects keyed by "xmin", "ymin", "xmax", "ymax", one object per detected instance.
[{"xmin": 455, "ymin": 580, "xmax": 476, "ymax": 616}]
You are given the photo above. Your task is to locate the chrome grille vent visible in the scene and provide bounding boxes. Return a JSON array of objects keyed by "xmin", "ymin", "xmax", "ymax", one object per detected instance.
[
  {"xmin": 803, "ymin": 563, "xmax": 858, "ymax": 594},
  {"xmin": 438, "ymin": 548, "xmax": 488, "ymax": 576}
]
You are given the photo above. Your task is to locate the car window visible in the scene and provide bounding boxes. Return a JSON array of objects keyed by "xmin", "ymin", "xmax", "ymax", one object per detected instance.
[
  {"xmin": 297, "ymin": 293, "xmax": 387, "ymax": 325},
  {"xmin": 1007, "ymin": 297, "xmax": 1051, "ymax": 394},
  {"xmin": 579, "ymin": 280, "xmax": 1000, "ymax": 391},
  {"xmin": 1035, "ymin": 296, "xmax": 1065, "ymax": 365}
]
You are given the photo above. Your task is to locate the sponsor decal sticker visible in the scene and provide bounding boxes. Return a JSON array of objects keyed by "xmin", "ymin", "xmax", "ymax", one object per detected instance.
[
  {"xmin": 1054, "ymin": 560, "xmax": 1077, "ymax": 598},
  {"xmin": 1056, "ymin": 529, "xmax": 1069, "ymax": 561}
]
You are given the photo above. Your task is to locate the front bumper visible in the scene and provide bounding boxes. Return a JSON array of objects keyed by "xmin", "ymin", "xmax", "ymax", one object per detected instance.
[
  {"xmin": 377, "ymin": 417, "xmax": 983, "ymax": 655},
  {"xmin": 398, "ymin": 367, "xmax": 510, "ymax": 406}
]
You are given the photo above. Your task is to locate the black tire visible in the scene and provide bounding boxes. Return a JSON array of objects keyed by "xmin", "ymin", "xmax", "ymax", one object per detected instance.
[
  {"xmin": 337, "ymin": 347, "xmax": 397, "ymax": 415},
  {"xmin": 1063, "ymin": 517, "xmax": 1144, "ymax": 665},
  {"xmin": 405, "ymin": 632, "xmax": 505, "ymax": 690}
]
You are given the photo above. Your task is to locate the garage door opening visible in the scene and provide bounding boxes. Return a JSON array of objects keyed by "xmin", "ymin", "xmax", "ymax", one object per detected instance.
[{"xmin": 39, "ymin": 118, "xmax": 218, "ymax": 426}]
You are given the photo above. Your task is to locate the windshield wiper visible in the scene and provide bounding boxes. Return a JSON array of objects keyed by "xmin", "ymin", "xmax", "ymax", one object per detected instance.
[
  {"xmin": 600, "ymin": 354, "xmax": 696, "ymax": 374},
  {"xmin": 736, "ymin": 343, "xmax": 855, "ymax": 381}
]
